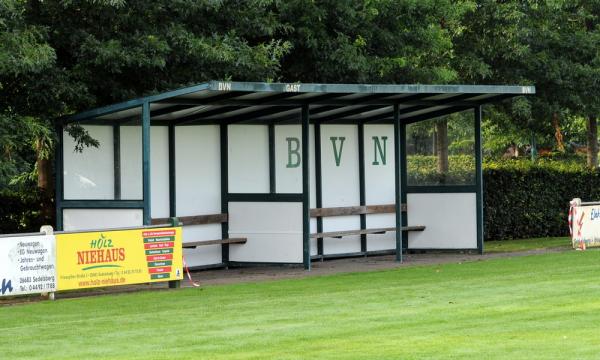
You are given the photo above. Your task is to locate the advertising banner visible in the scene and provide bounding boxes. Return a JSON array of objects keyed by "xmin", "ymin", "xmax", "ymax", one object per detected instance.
[
  {"xmin": 570, "ymin": 199, "xmax": 600, "ymax": 249},
  {"xmin": 0, "ymin": 235, "xmax": 56, "ymax": 297},
  {"xmin": 56, "ymin": 227, "xmax": 183, "ymax": 290}
]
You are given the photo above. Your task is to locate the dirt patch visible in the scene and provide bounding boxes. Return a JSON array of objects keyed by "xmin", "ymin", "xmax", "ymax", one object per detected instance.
[{"xmin": 188, "ymin": 247, "xmax": 567, "ymax": 287}]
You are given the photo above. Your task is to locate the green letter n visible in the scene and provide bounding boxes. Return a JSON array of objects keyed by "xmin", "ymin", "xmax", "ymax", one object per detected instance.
[
  {"xmin": 286, "ymin": 137, "xmax": 301, "ymax": 168},
  {"xmin": 372, "ymin": 136, "xmax": 388, "ymax": 165}
]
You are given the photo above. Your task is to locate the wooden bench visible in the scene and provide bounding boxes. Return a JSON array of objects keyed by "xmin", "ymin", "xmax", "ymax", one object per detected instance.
[
  {"xmin": 151, "ymin": 213, "xmax": 247, "ymax": 248},
  {"xmin": 309, "ymin": 204, "xmax": 425, "ymax": 239}
]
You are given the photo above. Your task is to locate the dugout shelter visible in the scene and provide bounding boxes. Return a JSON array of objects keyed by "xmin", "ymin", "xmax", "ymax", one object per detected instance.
[{"xmin": 56, "ymin": 81, "xmax": 535, "ymax": 270}]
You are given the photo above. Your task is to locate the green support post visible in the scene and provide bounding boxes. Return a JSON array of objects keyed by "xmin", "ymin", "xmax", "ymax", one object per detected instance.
[
  {"xmin": 394, "ymin": 104, "xmax": 403, "ymax": 262},
  {"xmin": 358, "ymin": 122, "xmax": 367, "ymax": 254},
  {"xmin": 142, "ymin": 102, "xmax": 151, "ymax": 225},
  {"xmin": 302, "ymin": 104, "xmax": 311, "ymax": 270}
]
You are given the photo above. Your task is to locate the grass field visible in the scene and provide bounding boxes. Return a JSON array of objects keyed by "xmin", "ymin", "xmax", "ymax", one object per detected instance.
[
  {"xmin": 2, "ymin": 248, "xmax": 599, "ymax": 359},
  {"xmin": 485, "ymin": 236, "xmax": 571, "ymax": 253}
]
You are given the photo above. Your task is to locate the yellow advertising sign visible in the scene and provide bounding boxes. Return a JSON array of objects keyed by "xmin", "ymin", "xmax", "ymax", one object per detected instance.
[{"xmin": 56, "ymin": 227, "xmax": 183, "ymax": 290}]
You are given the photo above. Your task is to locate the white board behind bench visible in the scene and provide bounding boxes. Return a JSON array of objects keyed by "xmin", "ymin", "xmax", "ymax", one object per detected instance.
[{"xmin": 407, "ymin": 193, "xmax": 477, "ymax": 249}]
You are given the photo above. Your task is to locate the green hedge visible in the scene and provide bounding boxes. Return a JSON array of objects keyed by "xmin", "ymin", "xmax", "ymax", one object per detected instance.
[{"xmin": 483, "ymin": 158, "xmax": 594, "ymax": 240}]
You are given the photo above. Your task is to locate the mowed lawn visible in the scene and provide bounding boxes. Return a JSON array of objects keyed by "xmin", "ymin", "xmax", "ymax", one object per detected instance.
[{"xmin": 2, "ymin": 250, "xmax": 600, "ymax": 359}]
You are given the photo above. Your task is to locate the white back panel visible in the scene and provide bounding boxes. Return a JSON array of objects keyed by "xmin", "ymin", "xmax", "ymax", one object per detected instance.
[
  {"xmin": 63, "ymin": 126, "xmax": 114, "ymax": 200},
  {"xmin": 119, "ymin": 127, "xmax": 170, "ymax": 218},
  {"xmin": 119, "ymin": 126, "xmax": 141, "ymax": 199},
  {"xmin": 175, "ymin": 126, "xmax": 221, "ymax": 215},
  {"xmin": 364, "ymin": 125, "xmax": 396, "ymax": 251},
  {"xmin": 274, "ymin": 124, "xmax": 317, "ymax": 256},
  {"xmin": 182, "ymin": 224, "xmax": 223, "ymax": 267},
  {"xmin": 175, "ymin": 125, "xmax": 222, "ymax": 267},
  {"xmin": 150, "ymin": 127, "xmax": 170, "ymax": 218},
  {"xmin": 228, "ymin": 202, "xmax": 303, "ymax": 263},
  {"xmin": 63, "ymin": 209, "xmax": 143, "ymax": 231},
  {"xmin": 228, "ymin": 125, "xmax": 269, "ymax": 193},
  {"xmin": 407, "ymin": 193, "xmax": 477, "ymax": 249},
  {"xmin": 320, "ymin": 125, "xmax": 361, "ymax": 254}
]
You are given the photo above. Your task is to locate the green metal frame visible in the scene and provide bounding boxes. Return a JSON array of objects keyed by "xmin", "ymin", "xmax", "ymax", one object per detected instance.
[
  {"xmin": 220, "ymin": 123, "xmax": 229, "ymax": 264},
  {"xmin": 113, "ymin": 125, "xmax": 121, "ymax": 200},
  {"xmin": 142, "ymin": 102, "xmax": 151, "ymax": 225},
  {"xmin": 302, "ymin": 104, "xmax": 311, "ymax": 270},
  {"xmin": 168, "ymin": 124, "xmax": 176, "ymax": 217},
  {"xmin": 393, "ymin": 104, "xmax": 403, "ymax": 262},
  {"xmin": 358, "ymin": 122, "xmax": 367, "ymax": 253}
]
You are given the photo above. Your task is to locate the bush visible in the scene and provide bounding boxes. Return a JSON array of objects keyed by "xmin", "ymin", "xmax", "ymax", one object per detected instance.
[
  {"xmin": 0, "ymin": 190, "xmax": 54, "ymax": 234},
  {"xmin": 483, "ymin": 158, "xmax": 593, "ymax": 240},
  {"xmin": 408, "ymin": 154, "xmax": 475, "ymax": 185}
]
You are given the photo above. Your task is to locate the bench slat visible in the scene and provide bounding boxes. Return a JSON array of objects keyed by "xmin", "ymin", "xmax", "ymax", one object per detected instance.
[
  {"xmin": 183, "ymin": 238, "xmax": 247, "ymax": 248},
  {"xmin": 310, "ymin": 204, "xmax": 407, "ymax": 218},
  {"xmin": 310, "ymin": 226, "xmax": 425, "ymax": 239}
]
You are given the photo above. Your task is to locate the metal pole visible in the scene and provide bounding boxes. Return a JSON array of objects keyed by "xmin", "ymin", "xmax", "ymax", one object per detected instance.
[
  {"xmin": 302, "ymin": 104, "xmax": 311, "ymax": 270},
  {"xmin": 394, "ymin": 104, "xmax": 402, "ymax": 262},
  {"xmin": 142, "ymin": 102, "xmax": 151, "ymax": 225}
]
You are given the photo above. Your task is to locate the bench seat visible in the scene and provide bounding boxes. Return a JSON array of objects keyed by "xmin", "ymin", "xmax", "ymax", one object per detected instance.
[
  {"xmin": 310, "ymin": 226, "xmax": 425, "ymax": 239},
  {"xmin": 182, "ymin": 238, "xmax": 247, "ymax": 248}
]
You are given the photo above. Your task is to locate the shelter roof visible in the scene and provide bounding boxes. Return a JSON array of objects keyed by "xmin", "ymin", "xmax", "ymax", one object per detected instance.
[{"xmin": 65, "ymin": 81, "xmax": 535, "ymax": 125}]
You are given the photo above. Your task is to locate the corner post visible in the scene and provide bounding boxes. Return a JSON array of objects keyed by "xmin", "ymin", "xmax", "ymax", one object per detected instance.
[
  {"xmin": 302, "ymin": 104, "xmax": 311, "ymax": 270},
  {"xmin": 220, "ymin": 124, "xmax": 229, "ymax": 265},
  {"xmin": 358, "ymin": 121, "xmax": 367, "ymax": 254},
  {"xmin": 142, "ymin": 102, "xmax": 151, "ymax": 225},
  {"xmin": 475, "ymin": 106, "xmax": 484, "ymax": 254},
  {"xmin": 394, "ymin": 104, "xmax": 403, "ymax": 262},
  {"xmin": 168, "ymin": 124, "xmax": 176, "ymax": 217}
]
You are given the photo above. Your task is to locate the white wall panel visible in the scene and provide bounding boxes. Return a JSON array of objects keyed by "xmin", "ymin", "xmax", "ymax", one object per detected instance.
[
  {"xmin": 228, "ymin": 125, "xmax": 269, "ymax": 193},
  {"xmin": 274, "ymin": 124, "xmax": 317, "ymax": 256},
  {"xmin": 119, "ymin": 126, "xmax": 141, "ymax": 200},
  {"xmin": 175, "ymin": 126, "xmax": 221, "ymax": 216},
  {"xmin": 63, "ymin": 126, "xmax": 114, "ymax": 200},
  {"xmin": 175, "ymin": 125, "xmax": 222, "ymax": 267},
  {"xmin": 63, "ymin": 209, "xmax": 143, "ymax": 231},
  {"xmin": 228, "ymin": 202, "xmax": 303, "ymax": 263},
  {"xmin": 407, "ymin": 193, "xmax": 477, "ymax": 249},
  {"xmin": 320, "ymin": 125, "xmax": 361, "ymax": 254},
  {"xmin": 119, "ymin": 126, "xmax": 169, "ymax": 218},
  {"xmin": 182, "ymin": 224, "xmax": 222, "ymax": 267},
  {"xmin": 364, "ymin": 125, "xmax": 396, "ymax": 251},
  {"xmin": 150, "ymin": 127, "xmax": 170, "ymax": 218}
]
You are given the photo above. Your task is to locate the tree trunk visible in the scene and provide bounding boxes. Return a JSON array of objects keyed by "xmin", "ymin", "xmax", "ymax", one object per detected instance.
[
  {"xmin": 435, "ymin": 119, "xmax": 449, "ymax": 175},
  {"xmin": 552, "ymin": 113, "xmax": 565, "ymax": 152},
  {"xmin": 587, "ymin": 115, "xmax": 598, "ymax": 168},
  {"xmin": 36, "ymin": 139, "xmax": 54, "ymax": 224},
  {"xmin": 36, "ymin": 139, "xmax": 53, "ymax": 193}
]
